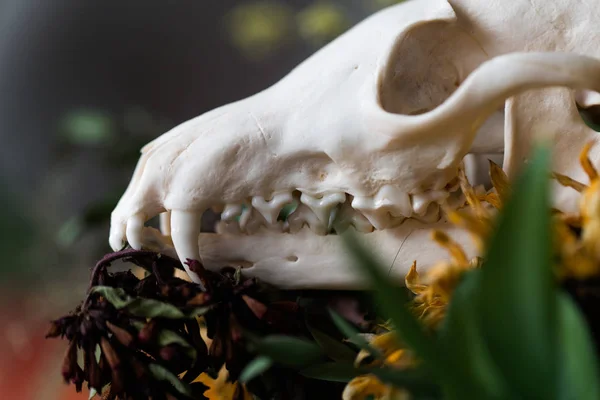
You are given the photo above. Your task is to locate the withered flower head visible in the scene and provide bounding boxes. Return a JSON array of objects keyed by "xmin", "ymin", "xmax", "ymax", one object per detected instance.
[{"xmin": 47, "ymin": 248, "xmax": 303, "ymax": 399}]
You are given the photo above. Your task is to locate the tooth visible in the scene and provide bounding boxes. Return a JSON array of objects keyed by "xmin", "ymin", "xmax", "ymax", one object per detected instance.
[
  {"xmin": 374, "ymin": 185, "xmax": 412, "ymax": 217},
  {"xmin": 252, "ymin": 192, "xmax": 294, "ymax": 224},
  {"xmin": 300, "ymin": 192, "xmax": 346, "ymax": 228},
  {"xmin": 333, "ymin": 202, "xmax": 374, "ymax": 233},
  {"xmin": 222, "ymin": 204, "xmax": 243, "ymax": 221},
  {"xmin": 170, "ymin": 209, "xmax": 204, "ymax": 285},
  {"xmin": 159, "ymin": 211, "xmax": 171, "ymax": 236},
  {"xmin": 414, "ymin": 203, "xmax": 441, "ymax": 223},
  {"xmin": 351, "ymin": 196, "xmax": 404, "ymax": 230},
  {"xmin": 411, "ymin": 190, "xmax": 450, "ymax": 216},
  {"xmin": 215, "ymin": 220, "xmax": 241, "ymax": 235},
  {"xmin": 126, "ymin": 214, "xmax": 146, "ymax": 250},
  {"xmin": 109, "ymin": 219, "xmax": 127, "ymax": 251},
  {"xmin": 239, "ymin": 207, "xmax": 267, "ymax": 234},
  {"xmin": 287, "ymin": 204, "xmax": 327, "ymax": 235}
]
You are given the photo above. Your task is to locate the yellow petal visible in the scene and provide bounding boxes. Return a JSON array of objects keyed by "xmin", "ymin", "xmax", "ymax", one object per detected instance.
[
  {"xmin": 193, "ymin": 365, "xmax": 241, "ymax": 400},
  {"xmin": 405, "ymin": 261, "xmax": 428, "ymax": 295},
  {"xmin": 343, "ymin": 376, "xmax": 388, "ymax": 400},
  {"xmin": 551, "ymin": 172, "xmax": 587, "ymax": 193},
  {"xmin": 488, "ymin": 160, "xmax": 511, "ymax": 201},
  {"xmin": 580, "ymin": 141, "xmax": 598, "ymax": 181},
  {"xmin": 431, "ymin": 230, "xmax": 468, "ymax": 265}
]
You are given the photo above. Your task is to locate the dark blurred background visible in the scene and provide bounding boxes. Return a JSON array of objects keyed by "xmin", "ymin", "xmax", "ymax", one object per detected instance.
[{"xmin": 0, "ymin": 0, "xmax": 403, "ymax": 398}]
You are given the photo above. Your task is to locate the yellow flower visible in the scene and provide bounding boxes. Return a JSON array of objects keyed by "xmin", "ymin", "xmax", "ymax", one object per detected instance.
[
  {"xmin": 344, "ymin": 332, "xmax": 412, "ymax": 400},
  {"xmin": 193, "ymin": 364, "xmax": 252, "ymax": 400},
  {"xmin": 553, "ymin": 141, "xmax": 600, "ymax": 278}
]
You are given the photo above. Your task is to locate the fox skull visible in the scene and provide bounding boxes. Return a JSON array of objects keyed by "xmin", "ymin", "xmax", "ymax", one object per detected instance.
[{"xmin": 110, "ymin": 0, "xmax": 600, "ymax": 288}]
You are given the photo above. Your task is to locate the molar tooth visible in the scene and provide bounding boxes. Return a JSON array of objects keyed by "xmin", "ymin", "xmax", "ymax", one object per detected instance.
[
  {"xmin": 351, "ymin": 196, "xmax": 402, "ymax": 230},
  {"xmin": 414, "ymin": 203, "xmax": 441, "ymax": 223},
  {"xmin": 411, "ymin": 190, "xmax": 450, "ymax": 216},
  {"xmin": 374, "ymin": 185, "xmax": 412, "ymax": 217},
  {"xmin": 287, "ymin": 204, "xmax": 327, "ymax": 235},
  {"xmin": 300, "ymin": 192, "xmax": 346, "ymax": 227},
  {"xmin": 252, "ymin": 192, "xmax": 294, "ymax": 225},
  {"xmin": 222, "ymin": 204, "xmax": 243, "ymax": 221}
]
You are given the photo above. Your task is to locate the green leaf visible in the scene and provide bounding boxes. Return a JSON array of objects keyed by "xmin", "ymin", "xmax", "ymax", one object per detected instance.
[
  {"xmin": 476, "ymin": 145, "xmax": 557, "ymax": 398},
  {"xmin": 328, "ymin": 309, "xmax": 383, "ymax": 359},
  {"xmin": 91, "ymin": 286, "xmax": 133, "ymax": 308},
  {"xmin": 60, "ymin": 109, "xmax": 115, "ymax": 145},
  {"xmin": 306, "ymin": 319, "xmax": 357, "ymax": 363},
  {"xmin": 439, "ymin": 270, "xmax": 509, "ymax": 399},
  {"xmin": 148, "ymin": 363, "xmax": 192, "ymax": 397},
  {"xmin": 126, "ymin": 298, "xmax": 185, "ymax": 319},
  {"xmin": 370, "ymin": 367, "xmax": 441, "ymax": 398},
  {"xmin": 251, "ymin": 335, "xmax": 325, "ymax": 368},
  {"xmin": 131, "ymin": 321, "xmax": 196, "ymax": 360},
  {"xmin": 299, "ymin": 362, "xmax": 359, "ymax": 382},
  {"xmin": 557, "ymin": 293, "xmax": 600, "ymax": 400},
  {"xmin": 239, "ymin": 356, "xmax": 273, "ymax": 383},
  {"xmin": 341, "ymin": 233, "xmax": 450, "ymax": 380},
  {"xmin": 91, "ymin": 286, "xmax": 188, "ymax": 319}
]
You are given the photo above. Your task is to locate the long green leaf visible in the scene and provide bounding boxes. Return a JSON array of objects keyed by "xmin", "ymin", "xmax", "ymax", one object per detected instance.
[
  {"xmin": 307, "ymin": 318, "xmax": 357, "ymax": 363},
  {"xmin": 342, "ymin": 233, "xmax": 450, "ymax": 380},
  {"xmin": 148, "ymin": 363, "xmax": 192, "ymax": 398},
  {"xmin": 439, "ymin": 270, "xmax": 509, "ymax": 399},
  {"xmin": 252, "ymin": 335, "xmax": 325, "ymax": 368},
  {"xmin": 91, "ymin": 286, "xmax": 189, "ymax": 319},
  {"xmin": 239, "ymin": 356, "xmax": 273, "ymax": 383},
  {"xmin": 328, "ymin": 309, "xmax": 383, "ymax": 359},
  {"xmin": 300, "ymin": 362, "xmax": 359, "ymax": 382},
  {"xmin": 371, "ymin": 367, "xmax": 441, "ymax": 398},
  {"xmin": 557, "ymin": 293, "xmax": 600, "ymax": 400},
  {"xmin": 131, "ymin": 321, "xmax": 196, "ymax": 360},
  {"xmin": 476, "ymin": 145, "xmax": 557, "ymax": 398}
]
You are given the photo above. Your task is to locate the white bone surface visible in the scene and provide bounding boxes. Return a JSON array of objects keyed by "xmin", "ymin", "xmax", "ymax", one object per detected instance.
[{"xmin": 111, "ymin": 0, "xmax": 600, "ymax": 287}]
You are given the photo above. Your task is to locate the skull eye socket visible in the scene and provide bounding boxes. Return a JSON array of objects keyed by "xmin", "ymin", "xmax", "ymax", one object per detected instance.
[
  {"xmin": 576, "ymin": 90, "xmax": 600, "ymax": 132},
  {"xmin": 379, "ymin": 20, "xmax": 487, "ymax": 116}
]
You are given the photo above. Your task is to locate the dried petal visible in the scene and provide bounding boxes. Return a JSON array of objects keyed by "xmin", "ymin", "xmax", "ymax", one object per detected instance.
[
  {"xmin": 241, "ymin": 295, "xmax": 267, "ymax": 320},
  {"xmin": 106, "ymin": 321, "xmax": 134, "ymax": 347}
]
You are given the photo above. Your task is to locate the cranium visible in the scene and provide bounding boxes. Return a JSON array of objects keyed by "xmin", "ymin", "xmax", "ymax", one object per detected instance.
[{"xmin": 109, "ymin": 0, "xmax": 600, "ymax": 288}]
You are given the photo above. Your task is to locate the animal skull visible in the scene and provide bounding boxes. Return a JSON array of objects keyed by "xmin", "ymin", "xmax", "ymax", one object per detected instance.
[{"xmin": 109, "ymin": 0, "xmax": 600, "ymax": 288}]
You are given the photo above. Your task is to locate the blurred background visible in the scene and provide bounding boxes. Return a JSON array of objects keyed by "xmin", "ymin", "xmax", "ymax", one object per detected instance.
[{"xmin": 0, "ymin": 0, "xmax": 403, "ymax": 398}]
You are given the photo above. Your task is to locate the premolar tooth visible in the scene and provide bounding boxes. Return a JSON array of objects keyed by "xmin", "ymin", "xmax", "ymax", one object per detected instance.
[
  {"xmin": 252, "ymin": 192, "xmax": 294, "ymax": 224},
  {"xmin": 287, "ymin": 204, "xmax": 327, "ymax": 235},
  {"xmin": 239, "ymin": 207, "xmax": 266, "ymax": 234},
  {"xmin": 334, "ymin": 202, "xmax": 374, "ymax": 233},
  {"xmin": 215, "ymin": 220, "xmax": 241, "ymax": 234},
  {"xmin": 300, "ymin": 192, "xmax": 346, "ymax": 227},
  {"xmin": 222, "ymin": 204, "xmax": 243, "ymax": 221}
]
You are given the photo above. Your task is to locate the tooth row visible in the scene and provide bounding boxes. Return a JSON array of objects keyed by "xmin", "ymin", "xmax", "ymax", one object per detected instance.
[{"xmin": 213, "ymin": 185, "xmax": 460, "ymax": 235}]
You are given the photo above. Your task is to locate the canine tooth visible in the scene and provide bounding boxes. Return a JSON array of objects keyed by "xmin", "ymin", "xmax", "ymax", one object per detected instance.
[
  {"xmin": 411, "ymin": 190, "xmax": 450, "ymax": 216},
  {"xmin": 334, "ymin": 202, "xmax": 374, "ymax": 233},
  {"xmin": 374, "ymin": 185, "xmax": 412, "ymax": 217},
  {"xmin": 287, "ymin": 204, "xmax": 327, "ymax": 235},
  {"xmin": 300, "ymin": 192, "xmax": 346, "ymax": 226},
  {"xmin": 252, "ymin": 192, "xmax": 294, "ymax": 224},
  {"xmin": 222, "ymin": 204, "xmax": 243, "ymax": 221}
]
